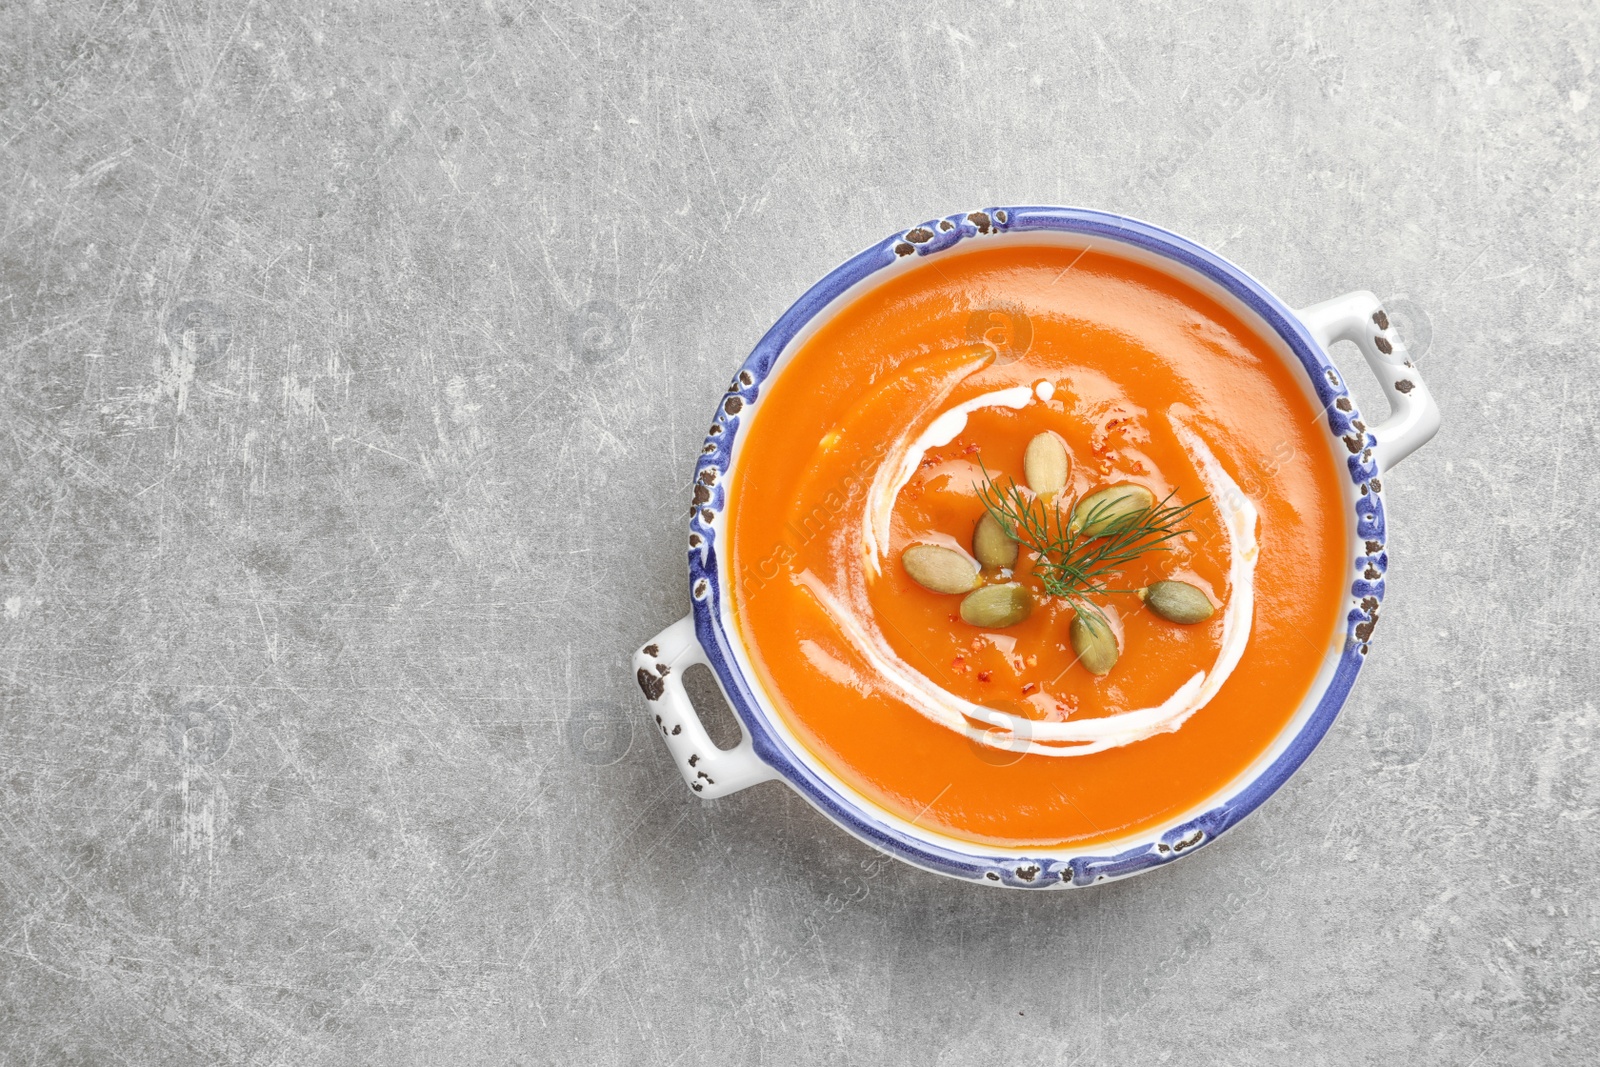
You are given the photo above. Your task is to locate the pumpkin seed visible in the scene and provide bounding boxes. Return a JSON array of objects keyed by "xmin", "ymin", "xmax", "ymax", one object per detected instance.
[
  {"xmin": 901, "ymin": 544, "xmax": 982, "ymax": 594},
  {"xmin": 972, "ymin": 512, "xmax": 1019, "ymax": 569},
  {"xmin": 1141, "ymin": 580, "xmax": 1215, "ymax": 624},
  {"xmin": 1071, "ymin": 484, "xmax": 1157, "ymax": 537},
  {"xmin": 1023, "ymin": 431, "xmax": 1070, "ymax": 497},
  {"xmin": 1069, "ymin": 612, "xmax": 1119, "ymax": 676},
  {"xmin": 959, "ymin": 583, "xmax": 1033, "ymax": 628}
]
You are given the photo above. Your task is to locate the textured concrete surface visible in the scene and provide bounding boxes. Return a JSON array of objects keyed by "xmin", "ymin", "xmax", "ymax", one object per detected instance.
[{"xmin": 1, "ymin": 1, "xmax": 1596, "ymax": 1063}]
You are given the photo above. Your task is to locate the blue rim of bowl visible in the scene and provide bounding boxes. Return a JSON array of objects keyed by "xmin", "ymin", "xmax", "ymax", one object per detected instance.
[{"xmin": 683, "ymin": 206, "xmax": 1386, "ymax": 888}]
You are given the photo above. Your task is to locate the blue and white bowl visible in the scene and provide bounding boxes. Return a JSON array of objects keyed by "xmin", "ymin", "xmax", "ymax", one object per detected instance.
[{"xmin": 633, "ymin": 207, "xmax": 1440, "ymax": 889}]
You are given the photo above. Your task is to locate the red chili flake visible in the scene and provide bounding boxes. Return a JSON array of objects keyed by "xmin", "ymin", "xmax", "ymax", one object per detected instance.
[
  {"xmin": 1020, "ymin": 682, "xmax": 1037, "ymax": 695},
  {"xmin": 977, "ymin": 671, "xmax": 991, "ymax": 682},
  {"xmin": 952, "ymin": 654, "xmax": 965, "ymax": 667},
  {"xmin": 962, "ymin": 442, "xmax": 980, "ymax": 456}
]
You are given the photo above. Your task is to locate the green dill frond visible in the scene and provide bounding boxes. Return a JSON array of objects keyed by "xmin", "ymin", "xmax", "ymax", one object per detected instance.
[{"xmin": 975, "ymin": 461, "xmax": 1206, "ymax": 625}]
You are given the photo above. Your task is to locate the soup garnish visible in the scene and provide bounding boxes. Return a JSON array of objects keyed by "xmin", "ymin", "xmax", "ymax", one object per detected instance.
[{"xmin": 898, "ymin": 442, "xmax": 1213, "ymax": 676}]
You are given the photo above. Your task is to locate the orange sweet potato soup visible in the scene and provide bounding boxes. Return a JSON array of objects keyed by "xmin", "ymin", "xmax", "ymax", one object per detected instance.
[{"xmin": 728, "ymin": 244, "xmax": 1347, "ymax": 849}]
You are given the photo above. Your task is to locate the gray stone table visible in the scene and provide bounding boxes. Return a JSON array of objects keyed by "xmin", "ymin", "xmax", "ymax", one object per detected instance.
[{"xmin": 2, "ymin": 1, "xmax": 1595, "ymax": 1063}]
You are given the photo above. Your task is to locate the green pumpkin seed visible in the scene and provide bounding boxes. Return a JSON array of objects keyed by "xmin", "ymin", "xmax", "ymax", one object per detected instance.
[
  {"xmin": 901, "ymin": 544, "xmax": 982, "ymax": 594},
  {"xmin": 1023, "ymin": 431, "xmax": 1070, "ymax": 497},
  {"xmin": 1071, "ymin": 484, "xmax": 1157, "ymax": 537},
  {"xmin": 1069, "ymin": 612, "xmax": 1119, "ymax": 676},
  {"xmin": 972, "ymin": 512, "xmax": 1018, "ymax": 569},
  {"xmin": 1141, "ymin": 580, "xmax": 1216, "ymax": 624},
  {"xmin": 959, "ymin": 583, "xmax": 1033, "ymax": 628}
]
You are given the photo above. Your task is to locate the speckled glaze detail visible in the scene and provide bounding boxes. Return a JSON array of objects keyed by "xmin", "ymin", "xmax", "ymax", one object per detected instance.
[
  {"xmin": 640, "ymin": 207, "xmax": 1440, "ymax": 888},
  {"xmin": 1296, "ymin": 287, "xmax": 1440, "ymax": 668}
]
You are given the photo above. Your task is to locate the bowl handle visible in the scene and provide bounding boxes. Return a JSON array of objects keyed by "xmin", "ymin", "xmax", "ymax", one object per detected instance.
[
  {"xmin": 633, "ymin": 615, "xmax": 779, "ymax": 798},
  {"xmin": 1295, "ymin": 291, "xmax": 1441, "ymax": 472}
]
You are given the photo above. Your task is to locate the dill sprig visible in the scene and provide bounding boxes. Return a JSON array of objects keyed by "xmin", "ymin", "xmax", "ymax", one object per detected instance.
[{"xmin": 976, "ymin": 462, "xmax": 1206, "ymax": 625}]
